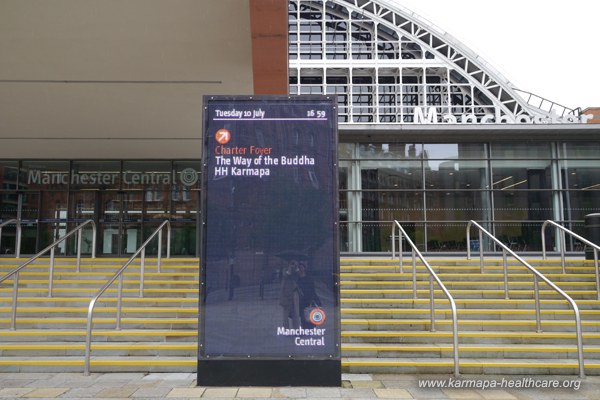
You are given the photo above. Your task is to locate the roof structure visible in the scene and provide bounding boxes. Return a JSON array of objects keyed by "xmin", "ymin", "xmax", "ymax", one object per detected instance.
[{"xmin": 289, "ymin": 0, "xmax": 581, "ymax": 124}]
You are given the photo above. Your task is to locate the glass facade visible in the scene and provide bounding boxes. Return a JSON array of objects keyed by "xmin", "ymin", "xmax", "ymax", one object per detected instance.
[
  {"xmin": 0, "ymin": 160, "xmax": 200, "ymax": 257},
  {"xmin": 339, "ymin": 141, "xmax": 600, "ymax": 253}
]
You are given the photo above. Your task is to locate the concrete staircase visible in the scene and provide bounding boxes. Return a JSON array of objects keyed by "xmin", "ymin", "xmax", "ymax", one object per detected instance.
[
  {"xmin": 0, "ymin": 257, "xmax": 198, "ymax": 372},
  {"xmin": 1, "ymin": 256, "xmax": 599, "ymax": 375},
  {"xmin": 341, "ymin": 257, "xmax": 600, "ymax": 375}
]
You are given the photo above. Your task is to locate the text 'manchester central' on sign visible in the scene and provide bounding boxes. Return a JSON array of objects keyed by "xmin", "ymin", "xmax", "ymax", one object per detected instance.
[{"xmin": 199, "ymin": 95, "xmax": 340, "ymax": 386}]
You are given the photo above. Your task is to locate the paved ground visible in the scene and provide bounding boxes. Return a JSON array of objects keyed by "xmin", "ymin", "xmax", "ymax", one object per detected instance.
[{"xmin": 0, "ymin": 373, "xmax": 597, "ymax": 399}]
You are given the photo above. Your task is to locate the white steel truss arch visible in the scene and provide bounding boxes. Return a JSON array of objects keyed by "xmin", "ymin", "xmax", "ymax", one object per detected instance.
[{"xmin": 289, "ymin": 0, "xmax": 579, "ymax": 124}]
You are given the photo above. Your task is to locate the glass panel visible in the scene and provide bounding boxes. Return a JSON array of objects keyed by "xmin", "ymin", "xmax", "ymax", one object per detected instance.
[
  {"xmin": 490, "ymin": 143, "xmax": 551, "ymax": 159},
  {"xmin": 493, "ymin": 191, "xmax": 553, "ymax": 222},
  {"xmin": 70, "ymin": 191, "xmax": 97, "ymax": 255},
  {"xmin": 362, "ymin": 222, "xmax": 425, "ymax": 252},
  {"xmin": 491, "ymin": 160, "xmax": 551, "ymax": 190},
  {"xmin": 0, "ymin": 161, "xmax": 19, "ymax": 254},
  {"xmin": 20, "ymin": 161, "xmax": 70, "ymax": 191},
  {"xmin": 493, "ymin": 221, "xmax": 544, "ymax": 252},
  {"xmin": 559, "ymin": 142, "xmax": 600, "ymax": 159},
  {"xmin": 426, "ymin": 191, "xmax": 491, "ymax": 221},
  {"xmin": 427, "ymin": 221, "xmax": 469, "ymax": 252},
  {"xmin": 361, "ymin": 161, "xmax": 422, "ymax": 190},
  {"xmin": 423, "ymin": 143, "xmax": 486, "ymax": 159},
  {"xmin": 563, "ymin": 190, "xmax": 600, "ymax": 221},
  {"xmin": 359, "ymin": 143, "xmax": 422, "ymax": 159},
  {"xmin": 99, "ymin": 192, "xmax": 121, "ymax": 255},
  {"xmin": 171, "ymin": 221, "xmax": 197, "ymax": 257},
  {"xmin": 361, "ymin": 191, "xmax": 424, "ymax": 221},
  {"xmin": 426, "ymin": 160, "xmax": 489, "ymax": 189},
  {"xmin": 71, "ymin": 161, "xmax": 121, "ymax": 190},
  {"xmin": 122, "ymin": 161, "xmax": 172, "ymax": 191},
  {"xmin": 560, "ymin": 159, "xmax": 600, "ymax": 190},
  {"xmin": 20, "ymin": 192, "xmax": 39, "ymax": 255},
  {"xmin": 173, "ymin": 161, "xmax": 201, "ymax": 191}
]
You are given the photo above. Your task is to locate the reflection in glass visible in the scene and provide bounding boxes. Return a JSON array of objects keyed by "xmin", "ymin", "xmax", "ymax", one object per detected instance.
[
  {"xmin": 361, "ymin": 161, "xmax": 422, "ymax": 190},
  {"xmin": 491, "ymin": 160, "xmax": 551, "ymax": 190},
  {"xmin": 423, "ymin": 143, "xmax": 486, "ymax": 159},
  {"xmin": 491, "ymin": 143, "xmax": 551, "ymax": 159},
  {"xmin": 425, "ymin": 160, "xmax": 489, "ymax": 189}
]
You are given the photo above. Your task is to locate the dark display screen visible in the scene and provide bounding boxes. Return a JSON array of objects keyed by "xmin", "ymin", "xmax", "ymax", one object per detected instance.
[{"xmin": 200, "ymin": 96, "xmax": 339, "ymax": 360}]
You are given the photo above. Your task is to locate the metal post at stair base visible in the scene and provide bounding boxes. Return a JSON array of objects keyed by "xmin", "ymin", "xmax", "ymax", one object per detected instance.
[
  {"xmin": 16, "ymin": 223, "xmax": 21, "ymax": 259},
  {"xmin": 479, "ymin": 230, "xmax": 484, "ymax": 273},
  {"xmin": 116, "ymin": 275, "xmax": 123, "ymax": 331},
  {"xmin": 76, "ymin": 229, "xmax": 82, "ymax": 273},
  {"xmin": 399, "ymin": 230, "xmax": 404, "ymax": 274},
  {"xmin": 157, "ymin": 230, "xmax": 162, "ymax": 273},
  {"xmin": 167, "ymin": 227, "xmax": 171, "ymax": 259},
  {"xmin": 429, "ymin": 276, "xmax": 436, "ymax": 332},
  {"xmin": 560, "ymin": 230, "xmax": 566, "ymax": 274},
  {"xmin": 534, "ymin": 276, "xmax": 542, "ymax": 333},
  {"xmin": 48, "ymin": 247, "xmax": 55, "ymax": 297},
  {"xmin": 595, "ymin": 249, "xmax": 600, "ymax": 301},
  {"xmin": 412, "ymin": 249, "xmax": 417, "ymax": 299},
  {"xmin": 10, "ymin": 271, "xmax": 19, "ymax": 330},
  {"xmin": 503, "ymin": 249, "xmax": 509, "ymax": 300},
  {"xmin": 391, "ymin": 225, "xmax": 396, "ymax": 260},
  {"xmin": 140, "ymin": 249, "xmax": 145, "ymax": 298}
]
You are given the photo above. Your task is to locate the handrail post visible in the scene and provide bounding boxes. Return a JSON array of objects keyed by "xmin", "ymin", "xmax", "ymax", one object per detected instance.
[
  {"xmin": 116, "ymin": 274, "xmax": 123, "ymax": 331},
  {"xmin": 478, "ymin": 230, "xmax": 484, "ymax": 273},
  {"xmin": 91, "ymin": 222, "xmax": 97, "ymax": 259},
  {"xmin": 502, "ymin": 249, "xmax": 509, "ymax": 300},
  {"xmin": 140, "ymin": 248, "xmax": 146, "ymax": 298},
  {"xmin": 157, "ymin": 229, "xmax": 163, "ymax": 273},
  {"xmin": 429, "ymin": 275, "xmax": 435, "ymax": 332},
  {"xmin": 399, "ymin": 229, "xmax": 403, "ymax": 274},
  {"xmin": 10, "ymin": 271, "xmax": 19, "ymax": 330},
  {"xmin": 560, "ymin": 229, "xmax": 566, "ymax": 274},
  {"xmin": 166, "ymin": 222, "xmax": 171, "ymax": 259},
  {"xmin": 48, "ymin": 247, "xmax": 55, "ymax": 297},
  {"xmin": 541, "ymin": 221, "xmax": 548, "ymax": 259},
  {"xmin": 466, "ymin": 222, "xmax": 471, "ymax": 260},
  {"xmin": 533, "ymin": 276, "xmax": 542, "ymax": 333},
  {"xmin": 412, "ymin": 248, "xmax": 416, "ymax": 299},
  {"xmin": 76, "ymin": 229, "xmax": 82, "ymax": 273},
  {"xmin": 391, "ymin": 223, "xmax": 396, "ymax": 259},
  {"xmin": 595, "ymin": 249, "xmax": 600, "ymax": 301},
  {"xmin": 16, "ymin": 222, "xmax": 21, "ymax": 259}
]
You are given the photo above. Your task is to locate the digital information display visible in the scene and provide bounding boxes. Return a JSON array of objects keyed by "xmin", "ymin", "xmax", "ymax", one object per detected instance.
[{"xmin": 198, "ymin": 96, "xmax": 340, "ymax": 386}]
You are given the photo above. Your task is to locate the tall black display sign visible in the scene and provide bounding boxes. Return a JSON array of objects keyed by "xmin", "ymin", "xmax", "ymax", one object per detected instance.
[{"xmin": 199, "ymin": 96, "xmax": 340, "ymax": 386}]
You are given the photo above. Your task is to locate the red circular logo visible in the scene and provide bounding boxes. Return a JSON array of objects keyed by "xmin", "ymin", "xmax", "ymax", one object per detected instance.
[{"xmin": 309, "ymin": 308, "xmax": 326, "ymax": 326}]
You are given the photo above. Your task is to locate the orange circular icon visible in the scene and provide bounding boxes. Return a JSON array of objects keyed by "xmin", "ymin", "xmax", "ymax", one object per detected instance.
[{"xmin": 215, "ymin": 129, "xmax": 231, "ymax": 145}]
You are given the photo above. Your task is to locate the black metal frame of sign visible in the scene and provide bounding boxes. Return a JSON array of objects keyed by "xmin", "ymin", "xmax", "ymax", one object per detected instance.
[{"xmin": 199, "ymin": 95, "xmax": 340, "ymax": 386}]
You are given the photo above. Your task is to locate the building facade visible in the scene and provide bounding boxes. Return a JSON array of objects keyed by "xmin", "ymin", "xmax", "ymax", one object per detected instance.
[{"xmin": 0, "ymin": 0, "xmax": 598, "ymax": 256}]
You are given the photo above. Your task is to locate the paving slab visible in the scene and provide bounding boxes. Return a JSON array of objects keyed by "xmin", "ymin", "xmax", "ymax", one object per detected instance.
[{"xmin": 166, "ymin": 387, "xmax": 207, "ymax": 398}]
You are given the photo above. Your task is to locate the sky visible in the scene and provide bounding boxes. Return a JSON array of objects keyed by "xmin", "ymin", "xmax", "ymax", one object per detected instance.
[{"xmin": 390, "ymin": 0, "xmax": 599, "ymax": 109}]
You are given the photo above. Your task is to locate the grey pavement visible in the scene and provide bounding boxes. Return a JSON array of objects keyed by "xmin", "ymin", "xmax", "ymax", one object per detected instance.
[{"xmin": 0, "ymin": 373, "xmax": 598, "ymax": 399}]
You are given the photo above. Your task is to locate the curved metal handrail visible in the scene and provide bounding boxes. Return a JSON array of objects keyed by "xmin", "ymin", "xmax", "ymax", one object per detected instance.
[
  {"xmin": 467, "ymin": 220, "xmax": 585, "ymax": 378},
  {"xmin": 0, "ymin": 219, "xmax": 22, "ymax": 258},
  {"xmin": 392, "ymin": 220, "xmax": 460, "ymax": 377},
  {"xmin": 542, "ymin": 220, "xmax": 600, "ymax": 299},
  {"xmin": 0, "ymin": 219, "xmax": 96, "ymax": 330},
  {"xmin": 84, "ymin": 220, "xmax": 171, "ymax": 375}
]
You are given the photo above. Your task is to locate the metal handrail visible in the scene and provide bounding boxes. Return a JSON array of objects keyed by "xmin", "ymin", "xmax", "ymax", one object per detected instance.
[
  {"xmin": 392, "ymin": 220, "xmax": 460, "ymax": 377},
  {"xmin": 0, "ymin": 220, "xmax": 96, "ymax": 330},
  {"xmin": 0, "ymin": 219, "xmax": 21, "ymax": 258},
  {"xmin": 542, "ymin": 220, "xmax": 600, "ymax": 299},
  {"xmin": 467, "ymin": 220, "xmax": 585, "ymax": 378},
  {"xmin": 84, "ymin": 220, "xmax": 171, "ymax": 375}
]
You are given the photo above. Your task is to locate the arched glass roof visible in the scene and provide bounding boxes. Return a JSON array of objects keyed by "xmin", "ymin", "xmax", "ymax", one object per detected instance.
[{"xmin": 288, "ymin": 0, "xmax": 580, "ymax": 124}]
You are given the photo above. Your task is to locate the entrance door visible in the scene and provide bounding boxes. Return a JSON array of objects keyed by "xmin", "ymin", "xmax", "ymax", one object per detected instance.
[{"xmin": 71, "ymin": 191, "xmax": 143, "ymax": 256}]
